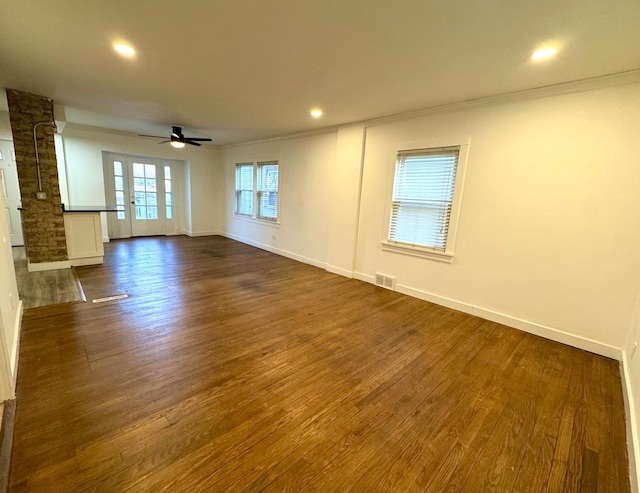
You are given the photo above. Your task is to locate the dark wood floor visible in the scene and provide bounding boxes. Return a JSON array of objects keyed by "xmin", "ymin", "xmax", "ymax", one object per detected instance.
[{"xmin": 9, "ymin": 236, "xmax": 629, "ymax": 492}]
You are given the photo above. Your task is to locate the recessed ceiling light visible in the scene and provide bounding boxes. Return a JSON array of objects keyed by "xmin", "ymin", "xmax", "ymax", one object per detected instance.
[
  {"xmin": 531, "ymin": 47, "xmax": 557, "ymax": 61},
  {"xmin": 310, "ymin": 108, "xmax": 323, "ymax": 118},
  {"xmin": 113, "ymin": 42, "xmax": 136, "ymax": 57}
]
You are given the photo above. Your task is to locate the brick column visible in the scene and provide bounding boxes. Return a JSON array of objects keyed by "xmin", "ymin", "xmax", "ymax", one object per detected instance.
[{"xmin": 6, "ymin": 89, "xmax": 67, "ymax": 266}]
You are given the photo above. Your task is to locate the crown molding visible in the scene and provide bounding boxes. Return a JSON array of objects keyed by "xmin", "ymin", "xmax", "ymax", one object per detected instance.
[
  {"xmin": 224, "ymin": 69, "xmax": 640, "ymax": 149},
  {"xmin": 363, "ymin": 69, "xmax": 640, "ymax": 128},
  {"xmin": 220, "ymin": 126, "xmax": 339, "ymax": 150}
]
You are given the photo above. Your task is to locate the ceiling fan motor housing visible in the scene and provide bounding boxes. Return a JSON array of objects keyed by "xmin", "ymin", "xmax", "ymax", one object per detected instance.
[{"xmin": 171, "ymin": 126, "xmax": 185, "ymax": 141}]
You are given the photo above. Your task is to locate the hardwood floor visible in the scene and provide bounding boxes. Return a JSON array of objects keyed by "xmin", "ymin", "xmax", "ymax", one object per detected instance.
[
  {"xmin": 9, "ymin": 236, "xmax": 629, "ymax": 492},
  {"xmin": 12, "ymin": 247, "xmax": 85, "ymax": 309}
]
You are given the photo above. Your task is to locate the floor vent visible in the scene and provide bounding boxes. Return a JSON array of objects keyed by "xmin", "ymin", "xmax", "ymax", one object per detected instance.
[
  {"xmin": 92, "ymin": 294, "xmax": 129, "ymax": 303},
  {"xmin": 375, "ymin": 273, "xmax": 396, "ymax": 290}
]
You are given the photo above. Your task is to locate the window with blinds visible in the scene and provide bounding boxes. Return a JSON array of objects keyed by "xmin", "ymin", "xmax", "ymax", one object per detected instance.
[
  {"xmin": 235, "ymin": 160, "xmax": 280, "ymax": 222},
  {"xmin": 257, "ymin": 161, "xmax": 279, "ymax": 221},
  {"xmin": 388, "ymin": 146, "xmax": 460, "ymax": 251},
  {"xmin": 235, "ymin": 163, "xmax": 254, "ymax": 215}
]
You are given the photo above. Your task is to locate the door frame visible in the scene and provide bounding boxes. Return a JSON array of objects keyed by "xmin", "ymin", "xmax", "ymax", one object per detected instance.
[
  {"xmin": 0, "ymin": 139, "xmax": 24, "ymax": 246},
  {"xmin": 102, "ymin": 151, "xmax": 185, "ymax": 239}
]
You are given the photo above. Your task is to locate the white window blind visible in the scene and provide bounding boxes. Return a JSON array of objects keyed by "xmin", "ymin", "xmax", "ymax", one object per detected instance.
[
  {"xmin": 257, "ymin": 161, "xmax": 279, "ymax": 221},
  {"xmin": 388, "ymin": 146, "xmax": 460, "ymax": 251},
  {"xmin": 235, "ymin": 163, "xmax": 254, "ymax": 215}
]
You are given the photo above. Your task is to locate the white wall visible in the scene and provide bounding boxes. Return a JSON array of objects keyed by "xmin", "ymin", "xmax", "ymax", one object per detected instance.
[
  {"xmin": 0, "ymin": 167, "xmax": 22, "ymax": 401},
  {"xmin": 221, "ymin": 132, "xmax": 338, "ymax": 268},
  {"xmin": 220, "ymin": 84, "xmax": 640, "ymax": 486},
  {"xmin": 61, "ymin": 126, "xmax": 221, "ymax": 237},
  {"xmin": 220, "ymin": 83, "xmax": 640, "ymax": 356},
  {"xmin": 326, "ymin": 124, "xmax": 366, "ymax": 277},
  {"xmin": 0, "ymin": 110, "xmax": 12, "ymax": 141},
  {"xmin": 54, "ymin": 134, "xmax": 70, "ymax": 205},
  {"xmin": 356, "ymin": 82, "xmax": 640, "ymax": 354}
]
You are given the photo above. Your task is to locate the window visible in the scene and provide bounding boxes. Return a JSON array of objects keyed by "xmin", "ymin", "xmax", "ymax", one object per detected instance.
[
  {"xmin": 257, "ymin": 161, "xmax": 279, "ymax": 221},
  {"xmin": 164, "ymin": 166, "xmax": 173, "ymax": 219},
  {"xmin": 113, "ymin": 160, "xmax": 126, "ymax": 220},
  {"xmin": 385, "ymin": 146, "xmax": 462, "ymax": 261},
  {"xmin": 132, "ymin": 162, "xmax": 158, "ymax": 220},
  {"xmin": 235, "ymin": 161, "xmax": 279, "ymax": 222},
  {"xmin": 235, "ymin": 164, "xmax": 254, "ymax": 216}
]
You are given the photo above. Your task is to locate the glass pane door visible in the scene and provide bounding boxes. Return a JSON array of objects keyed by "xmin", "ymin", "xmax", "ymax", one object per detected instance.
[
  {"xmin": 130, "ymin": 160, "xmax": 165, "ymax": 236},
  {"xmin": 103, "ymin": 153, "xmax": 181, "ymax": 239}
]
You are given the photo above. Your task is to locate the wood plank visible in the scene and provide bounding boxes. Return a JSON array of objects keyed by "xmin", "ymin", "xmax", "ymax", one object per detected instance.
[{"xmin": 7, "ymin": 236, "xmax": 630, "ymax": 492}]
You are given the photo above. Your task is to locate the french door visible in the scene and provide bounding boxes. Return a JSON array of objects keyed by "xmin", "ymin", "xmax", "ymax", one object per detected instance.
[
  {"xmin": 103, "ymin": 153, "xmax": 182, "ymax": 239},
  {"xmin": 0, "ymin": 140, "xmax": 24, "ymax": 246}
]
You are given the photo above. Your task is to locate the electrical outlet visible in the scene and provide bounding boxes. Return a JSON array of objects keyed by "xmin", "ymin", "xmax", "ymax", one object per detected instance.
[
  {"xmin": 36, "ymin": 191, "xmax": 47, "ymax": 200},
  {"xmin": 271, "ymin": 234, "xmax": 276, "ymax": 240}
]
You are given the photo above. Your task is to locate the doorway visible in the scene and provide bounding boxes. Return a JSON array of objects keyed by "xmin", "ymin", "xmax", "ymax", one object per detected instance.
[
  {"xmin": 0, "ymin": 140, "xmax": 24, "ymax": 246},
  {"xmin": 103, "ymin": 152, "xmax": 184, "ymax": 239}
]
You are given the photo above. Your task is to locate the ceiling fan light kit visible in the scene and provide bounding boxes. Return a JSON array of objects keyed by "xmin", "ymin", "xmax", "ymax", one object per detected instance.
[{"xmin": 139, "ymin": 126, "xmax": 212, "ymax": 148}]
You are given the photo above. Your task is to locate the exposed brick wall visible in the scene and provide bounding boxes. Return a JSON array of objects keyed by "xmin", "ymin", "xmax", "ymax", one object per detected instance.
[{"xmin": 6, "ymin": 89, "xmax": 67, "ymax": 264}]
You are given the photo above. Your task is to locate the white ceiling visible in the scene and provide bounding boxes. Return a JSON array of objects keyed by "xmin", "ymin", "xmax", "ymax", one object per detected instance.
[{"xmin": 0, "ymin": 0, "xmax": 639, "ymax": 145}]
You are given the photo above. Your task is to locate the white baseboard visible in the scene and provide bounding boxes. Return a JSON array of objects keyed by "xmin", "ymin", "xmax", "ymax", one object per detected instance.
[
  {"xmin": 354, "ymin": 272, "xmax": 375, "ymax": 283},
  {"xmin": 220, "ymin": 232, "xmax": 327, "ymax": 270},
  {"xmin": 621, "ymin": 350, "xmax": 640, "ymax": 493},
  {"xmin": 306, "ymin": 257, "xmax": 327, "ymax": 269},
  {"xmin": 69, "ymin": 256, "xmax": 103, "ymax": 267},
  {"xmin": 358, "ymin": 271, "xmax": 632, "ymax": 477},
  {"xmin": 472, "ymin": 306, "xmax": 621, "ymax": 360},
  {"xmin": 397, "ymin": 283, "xmax": 475, "ymax": 315},
  {"xmin": 27, "ymin": 260, "xmax": 71, "ymax": 272},
  {"xmin": 185, "ymin": 230, "xmax": 219, "ymax": 237},
  {"xmin": 326, "ymin": 264, "xmax": 354, "ymax": 278},
  {"xmin": 211, "ymin": 233, "xmax": 349, "ymax": 277},
  {"xmin": 10, "ymin": 300, "xmax": 23, "ymax": 395},
  {"xmin": 102, "ymin": 235, "xmax": 110, "ymax": 243},
  {"xmin": 354, "ymin": 271, "xmax": 622, "ymax": 361}
]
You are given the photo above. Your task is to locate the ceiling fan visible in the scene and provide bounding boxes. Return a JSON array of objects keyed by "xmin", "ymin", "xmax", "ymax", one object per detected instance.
[{"xmin": 139, "ymin": 126, "xmax": 212, "ymax": 148}]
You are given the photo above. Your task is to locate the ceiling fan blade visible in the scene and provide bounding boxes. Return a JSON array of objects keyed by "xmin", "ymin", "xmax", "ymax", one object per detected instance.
[{"xmin": 140, "ymin": 127, "xmax": 211, "ymax": 147}]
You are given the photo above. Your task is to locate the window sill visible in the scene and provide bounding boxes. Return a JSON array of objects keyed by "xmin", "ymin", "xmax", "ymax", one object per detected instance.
[
  {"xmin": 234, "ymin": 214, "xmax": 280, "ymax": 228},
  {"xmin": 381, "ymin": 240, "xmax": 453, "ymax": 264}
]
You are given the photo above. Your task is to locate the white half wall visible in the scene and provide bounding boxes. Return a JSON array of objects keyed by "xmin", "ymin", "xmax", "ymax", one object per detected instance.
[{"xmin": 61, "ymin": 126, "xmax": 221, "ymax": 238}]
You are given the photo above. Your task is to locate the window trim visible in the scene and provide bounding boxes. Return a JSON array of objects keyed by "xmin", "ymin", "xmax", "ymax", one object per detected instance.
[
  {"xmin": 234, "ymin": 160, "xmax": 280, "ymax": 224},
  {"xmin": 382, "ymin": 139, "xmax": 470, "ymax": 263},
  {"xmin": 256, "ymin": 161, "xmax": 279, "ymax": 222},
  {"xmin": 235, "ymin": 162, "xmax": 255, "ymax": 217}
]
